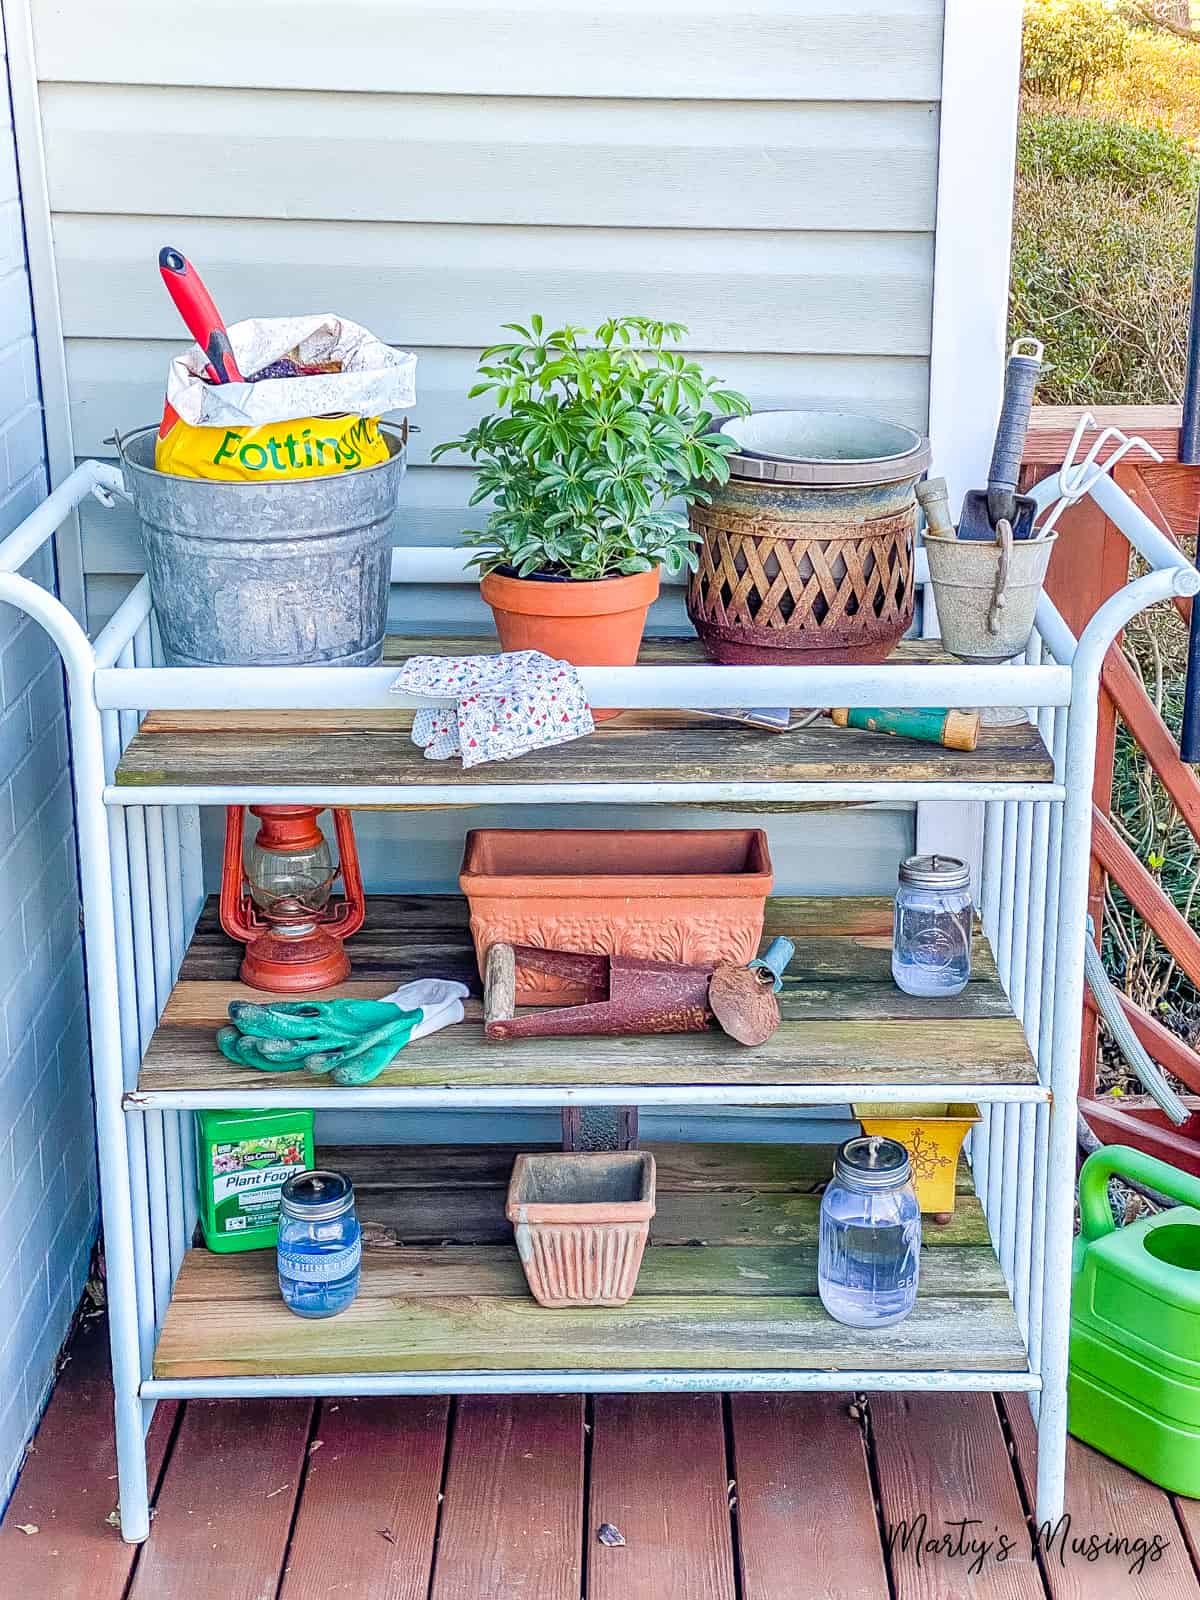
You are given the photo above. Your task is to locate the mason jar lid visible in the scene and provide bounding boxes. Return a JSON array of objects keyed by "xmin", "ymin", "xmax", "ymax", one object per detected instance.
[
  {"xmin": 898, "ymin": 853, "xmax": 970, "ymax": 892},
  {"xmin": 834, "ymin": 1134, "xmax": 912, "ymax": 1190},
  {"xmin": 281, "ymin": 1169, "xmax": 355, "ymax": 1222}
]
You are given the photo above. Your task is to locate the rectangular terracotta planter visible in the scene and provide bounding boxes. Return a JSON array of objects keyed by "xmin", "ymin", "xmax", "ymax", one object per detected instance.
[
  {"xmin": 460, "ymin": 828, "xmax": 773, "ymax": 1002},
  {"xmin": 506, "ymin": 1151, "xmax": 656, "ymax": 1308}
]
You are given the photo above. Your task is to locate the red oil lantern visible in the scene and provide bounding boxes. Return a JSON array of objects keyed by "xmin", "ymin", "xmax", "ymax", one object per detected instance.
[{"xmin": 219, "ymin": 806, "xmax": 365, "ymax": 992}]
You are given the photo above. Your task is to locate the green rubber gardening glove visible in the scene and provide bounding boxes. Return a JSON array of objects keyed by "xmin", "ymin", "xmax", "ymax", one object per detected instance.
[{"xmin": 215, "ymin": 980, "xmax": 469, "ymax": 1085}]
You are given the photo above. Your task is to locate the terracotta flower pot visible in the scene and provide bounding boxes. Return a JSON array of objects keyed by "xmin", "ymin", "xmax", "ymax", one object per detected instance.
[
  {"xmin": 479, "ymin": 566, "xmax": 660, "ymax": 721},
  {"xmin": 460, "ymin": 827, "xmax": 773, "ymax": 1003},
  {"xmin": 507, "ymin": 1151, "xmax": 656, "ymax": 1307}
]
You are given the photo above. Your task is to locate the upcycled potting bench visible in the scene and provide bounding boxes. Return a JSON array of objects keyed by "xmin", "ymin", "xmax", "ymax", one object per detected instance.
[{"xmin": 0, "ymin": 450, "xmax": 1193, "ymax": 1542}]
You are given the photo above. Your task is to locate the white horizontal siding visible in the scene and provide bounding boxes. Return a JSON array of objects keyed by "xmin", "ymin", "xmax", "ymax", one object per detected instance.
[
  {"xmin": 34, "ymin": 0, "xmax": 937, "ymax": 907},
  {"xmin": 69, "ymin": 342, "xmax": 930, "ymax": 462},
  {"xmin": 32, "ymin": 0, "xmax": 943, "ymax": 100},
  {"xmin": 53, "ymin": 216, "xmax": 933, "ymax": 355},
  {"xmin": 43, "ymin": 87, "xmax": 937, "ymax": 232}
]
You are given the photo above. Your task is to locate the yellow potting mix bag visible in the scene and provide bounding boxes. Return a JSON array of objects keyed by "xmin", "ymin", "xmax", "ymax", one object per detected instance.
[
  {"xmin": 155, "ymin": 414, "xmax": 391, "ymax": 481},
  {"xmin": 154, "ymin": 313, "xmax": 417, "ymax": 481}
]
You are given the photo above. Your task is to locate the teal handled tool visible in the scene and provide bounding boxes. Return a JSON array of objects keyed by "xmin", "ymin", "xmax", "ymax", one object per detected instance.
[
  {"xmin": 829, "ymin": 707, "xmax": 980, "ymax": 751},
  {"xmin": 748, "ymin": 937, "xmax": 794, "ymax": 992},
  {"xmin": 709, "ymin": 936, "xmax": 795, "ymax": 1046},
  {"xmin": 1069, "ymin": 1144, "xmax": 1200, "ymax": 1496}
]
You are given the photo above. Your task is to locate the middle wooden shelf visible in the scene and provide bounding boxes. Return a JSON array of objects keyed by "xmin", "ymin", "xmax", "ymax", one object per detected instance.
[{"xmin": 126, "ymin": 894, "xmax": 1043, "ymax": 1111}]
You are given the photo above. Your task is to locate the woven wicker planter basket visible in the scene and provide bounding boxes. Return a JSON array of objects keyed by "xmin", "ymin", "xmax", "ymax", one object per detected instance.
[
  {"xmin": 686, "ymin": 409, "xmax": 928, "ymax": 665},
  {"xmin": 687, "ymin": 500, "xmax": 917, "ymax": 665}
]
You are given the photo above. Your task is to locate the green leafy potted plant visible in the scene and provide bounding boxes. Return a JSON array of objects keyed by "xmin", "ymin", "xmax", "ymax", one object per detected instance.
[{"xmin": 435, "ymin": 316, "xmax": 750, "ymax": 706}]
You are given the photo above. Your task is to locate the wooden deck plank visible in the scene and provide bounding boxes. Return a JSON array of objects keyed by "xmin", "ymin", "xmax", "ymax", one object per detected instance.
[
  {"xmin": 1002, "ymin": 1395, "xmax": 1199, "ymax": 1600},
  {"xmin": 168, "ymin": 1240, "xmax": 1007, "ymax": 1303},
  {"xmin": 589, "ymin": 1394, "xmax": 736, "ymax": 1600},
  {"xmin": 345, "ymin": 1186, "xmax": 989, "ymax": 1249},
  {"xmin": 153, "ymin": 1288, "xmax": 1028, "ymax": 1380},
  {"xmin": 115, "ymin": 716, "xmax": 1053, "ymax": 790},
  {"xmin": 871, "ymin": 1393, "xmax": 1044, "ymax": 1600},
  {"xmin": 0, "ymin": 1315, "xmax": 176, "ymax": 1600},
  {"xmin": 1176, "ymin": 1500, "xmax": 1200, "ymax": 1579},
  {"xmin": 137, "ymin": 1016, "xmax": 1036, "ymax": 1096},
  {"xmin": 126, "ymin": 1398, "xmax": 313, "ymax": 1600},
  {"xmin": 160, "ymin": 969, "xmax": 1011, "ymax": 1023},
  {"xmin": 115, "ymin": 633, "xmax": 1053, "ymax": 790},
  {"xmin": 320, "ymin": 1141, "xmax": 975, "ymax": 1196},
  {"xmin": 278, "ymin": 1396, "xmax": 448, "ymax": 1600},
  {"xmin": 430, "ymin": 1396, "xmax": 583, "ymax": 1600},
  {"xmin": 730, "ymin": 1392, "xmax": 889, "ymax": 1600},
  {"xmin": 174, "ymin": 893, "xmax": 1001, "ymax": 987}
]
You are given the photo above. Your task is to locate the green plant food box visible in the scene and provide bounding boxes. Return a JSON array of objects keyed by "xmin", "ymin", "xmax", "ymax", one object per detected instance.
[{"xmin": 195, "ymin": 1108, "xmax": 314, "ymax": 1253}]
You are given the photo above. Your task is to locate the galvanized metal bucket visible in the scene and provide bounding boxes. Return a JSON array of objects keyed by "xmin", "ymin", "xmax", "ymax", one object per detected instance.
[
  {"xmin": 116, "ymin": 422, "xmax": 407, "ymax": 667},
  {"xmin": 924, "ymin": 524, "xmax": 1057, "ymax": 664}
]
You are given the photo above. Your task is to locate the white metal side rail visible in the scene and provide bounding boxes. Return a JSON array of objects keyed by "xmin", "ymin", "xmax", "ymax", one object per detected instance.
[{"xmin": 1, "ymin": 457, "xmax": 1194, "ymax": 1542}]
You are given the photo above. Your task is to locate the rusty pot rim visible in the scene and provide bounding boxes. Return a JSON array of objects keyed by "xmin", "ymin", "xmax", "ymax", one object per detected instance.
[{"xmin": 711, "ymin": 410, "xmax": 930, "ymax": 487}]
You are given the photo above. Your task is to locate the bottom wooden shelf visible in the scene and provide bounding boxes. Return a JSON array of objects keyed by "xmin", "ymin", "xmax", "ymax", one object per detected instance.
[{"xmin": 153, "ymin": 1142, "xmax": 1029, "ymax": 1382}]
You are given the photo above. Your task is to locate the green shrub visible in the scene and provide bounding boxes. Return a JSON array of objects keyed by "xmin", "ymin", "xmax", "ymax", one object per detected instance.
[
  {"xmin": 1023, "ymin": 0, "xmax": 1131, "ymax": 99},
  {"xmin": 1017, "ymin": 109, "xmax": 1197, "ymax": 193},
  {"xmin": 1010, "ymin": 115, "xmax": 1196, "ymax": 404},
  {"xmin": 1091, "ymin": 29, "xmax": 1200, "ymax": 144}
]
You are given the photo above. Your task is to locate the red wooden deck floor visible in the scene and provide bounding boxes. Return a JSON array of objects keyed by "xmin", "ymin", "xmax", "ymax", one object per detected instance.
[{"xmin": 3, "ymin": 1313, "xmax": 1199, "ymax": 1600}]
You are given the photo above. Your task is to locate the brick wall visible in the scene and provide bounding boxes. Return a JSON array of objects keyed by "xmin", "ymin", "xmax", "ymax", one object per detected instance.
[{"xmin": 0, "ymin": 29, "xmax": 96, "ymax": 1505}]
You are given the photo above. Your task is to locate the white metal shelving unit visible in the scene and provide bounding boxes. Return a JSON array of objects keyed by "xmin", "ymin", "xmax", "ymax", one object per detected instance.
[{"xmin": 2, "ymin": 450, "xmax": 1195, "ymax": 1543}]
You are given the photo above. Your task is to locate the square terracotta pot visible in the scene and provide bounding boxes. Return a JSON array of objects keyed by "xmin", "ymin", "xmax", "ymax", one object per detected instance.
[
  {"xmin": 460, "ymin": 828, "xmax": 773, "ymax": 1002},
  {"xmin": 506, "ymin": 1151, "xmax": 656, "ymax": 1308}
]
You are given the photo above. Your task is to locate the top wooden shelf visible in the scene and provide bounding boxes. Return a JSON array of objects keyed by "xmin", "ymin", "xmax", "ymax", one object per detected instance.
[{"xmin": 112, "ymin": 636, "xmax": 1055, "ymax": 798}]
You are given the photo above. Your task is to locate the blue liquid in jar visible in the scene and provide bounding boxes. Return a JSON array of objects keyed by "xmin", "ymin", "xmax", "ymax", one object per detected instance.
[{"xmin": 277, "ymin": 1169, "xmax": 362, "ymax": 1319}]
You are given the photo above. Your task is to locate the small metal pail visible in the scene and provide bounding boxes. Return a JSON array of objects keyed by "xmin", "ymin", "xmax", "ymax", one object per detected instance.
[
  {"xmin": 116, "ymin": 422, "xmax": 407, "ymax": 667},
  {"xmin": 924, "ymin": 524, "xmax": 1056, "ymax": 664}
]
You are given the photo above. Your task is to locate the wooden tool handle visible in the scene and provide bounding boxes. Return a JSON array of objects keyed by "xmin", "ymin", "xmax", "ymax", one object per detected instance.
[
  {"xmin": 830, "ymin": 707, "xmax": 980, "ymax": 751},
  {"xmin": 484, "ymin": 943, "xmax": 516, "ymax": 1027}
]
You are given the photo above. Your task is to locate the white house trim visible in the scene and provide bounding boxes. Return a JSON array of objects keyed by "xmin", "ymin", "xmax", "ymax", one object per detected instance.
[{"xmin": 919, "ymin": 0, "xmax": 1025, "ymax": 874}]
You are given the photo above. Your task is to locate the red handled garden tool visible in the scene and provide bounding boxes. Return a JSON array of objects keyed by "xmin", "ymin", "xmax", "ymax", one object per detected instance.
[
  {"xmin": 157, "ymin": 246, "xmax": 244, "ymax": 437},
  {"xmin": 484, "ymin": 936, "xmax": 794, "ymax": 1046}
]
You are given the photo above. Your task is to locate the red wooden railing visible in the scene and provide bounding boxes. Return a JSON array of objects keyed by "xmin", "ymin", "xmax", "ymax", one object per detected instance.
[{"xmin": 1022, "ymin": 406, "xmax": 1200, "ymax": 1175}]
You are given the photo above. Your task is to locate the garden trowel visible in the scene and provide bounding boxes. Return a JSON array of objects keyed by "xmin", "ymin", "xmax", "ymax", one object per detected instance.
[{"xmin": 957, "ymin": 337, "xmax": 1044, "ymax": 540}]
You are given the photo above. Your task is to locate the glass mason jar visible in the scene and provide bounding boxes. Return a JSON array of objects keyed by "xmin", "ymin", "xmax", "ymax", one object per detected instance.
[
  {"xmin": 277, "ymin": 1169, "xmax": 362, "ymax": 1319},
  {"xmin": 892, "ymin": 852, "xmax": 973, "ymax": 998},
  {"xmin": 818, "ymin": 1135, "xmax": 921, "ymax": 1328}
]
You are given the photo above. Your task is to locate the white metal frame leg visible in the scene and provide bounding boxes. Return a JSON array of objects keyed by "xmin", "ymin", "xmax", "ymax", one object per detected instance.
[{"xmin": 0, "ymin": 571, "xmax": 152, "ymax": 1542}]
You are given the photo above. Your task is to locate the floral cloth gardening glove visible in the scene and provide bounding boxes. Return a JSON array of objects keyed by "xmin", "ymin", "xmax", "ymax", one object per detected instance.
[
  {"xmin": 392, "ymin": 650, "xmax": 593, "ymax": 767},
  {"xmin": 215, "ymin": 979, "xmax": 468, "ymax": 1086}
]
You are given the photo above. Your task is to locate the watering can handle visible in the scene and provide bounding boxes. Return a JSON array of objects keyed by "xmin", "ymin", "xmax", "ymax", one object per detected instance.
[{"xmin": 1079, "ymin": 1143, "xmax": 1200, "ymax": 1240}]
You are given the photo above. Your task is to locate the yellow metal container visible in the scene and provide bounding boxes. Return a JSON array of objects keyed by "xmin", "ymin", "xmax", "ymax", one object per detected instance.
[{"xmin": 851, "ymin": 1102, "xmax": 981, "ymax": 1219}]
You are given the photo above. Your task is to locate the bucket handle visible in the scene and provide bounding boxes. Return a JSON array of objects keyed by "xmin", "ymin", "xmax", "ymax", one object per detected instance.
[
  {"xmin": 986, "ymin": 517, "xmax": 1013, "ymax": 634},
  {"xmin": 1079, "ymin": 1143, "xmax": 1200, "ymax": 1240}
]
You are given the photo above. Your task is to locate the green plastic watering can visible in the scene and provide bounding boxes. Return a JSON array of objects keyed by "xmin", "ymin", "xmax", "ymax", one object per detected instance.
[{"xmin": 1069, "ymin": 1144, "xmax": 1200, "ymax": 1496}]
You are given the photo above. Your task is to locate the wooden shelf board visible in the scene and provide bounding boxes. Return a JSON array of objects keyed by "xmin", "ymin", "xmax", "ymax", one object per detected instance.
[
  {"xmin": 133, "ymin": 896, "xmax": 1038, "ymax": 1102},
  {"xmin": 153, "ymin": 1142, "xmax": 1028, "ymax": 1381},
  {"xmin": 113, "ymin": 635, "xmax": 1054, "ymax": 792}
]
